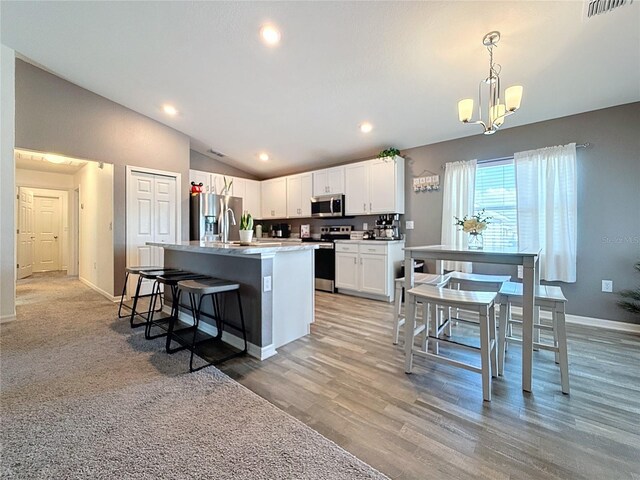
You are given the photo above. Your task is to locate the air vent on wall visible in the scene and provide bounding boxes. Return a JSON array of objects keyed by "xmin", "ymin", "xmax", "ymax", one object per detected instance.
[
  {"xmin": 585, "ymin": 0, "xmax": 634, "ymax": 18},
  {"xmin": 207, "ymin": 149, "xmax": 226, "ymax": 158}
]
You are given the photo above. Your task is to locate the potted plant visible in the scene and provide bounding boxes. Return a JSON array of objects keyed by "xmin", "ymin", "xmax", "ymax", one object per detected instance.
[
  {"xmin": 239, "ymin": 210, "xmax": 254, "ymax": 244},
  {"xmin": 454, "ymin": 209, "xmax": 492, "ymax": 250},
  {"xmin": 378, "ymin": 147, "xmax": 401, "ymax": 159}
]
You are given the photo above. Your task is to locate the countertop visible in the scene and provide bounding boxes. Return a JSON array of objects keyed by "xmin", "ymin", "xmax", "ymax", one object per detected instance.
[
  {"xmin": 334, "ymin": 239, "xmax": 405, "ymax": 244},
  {"xmin": 147, "ymin": 240, "xmax": 318, "ymax": 256}
]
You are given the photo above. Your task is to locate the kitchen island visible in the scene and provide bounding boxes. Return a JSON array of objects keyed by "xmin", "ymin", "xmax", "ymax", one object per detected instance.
[{"xmin": 146, "ymin": 240, "xmax": 317, "ymax": 360}]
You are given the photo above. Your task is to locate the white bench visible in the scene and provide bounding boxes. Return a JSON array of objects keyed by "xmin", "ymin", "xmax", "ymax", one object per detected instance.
[
  {"xmin": 406, "ymin": 284, "xmax": 498, "ymax": 402},
  {"xmin": 448, "ymin": 271, "xmax": 512, "ymax": 291},
  {"xmin": 497, "ymin": 281, "xmax": 569, "ymax": 394},
  {"xmin": 393, "ymin": 273, "xmax": 450, "ymax": 344}
]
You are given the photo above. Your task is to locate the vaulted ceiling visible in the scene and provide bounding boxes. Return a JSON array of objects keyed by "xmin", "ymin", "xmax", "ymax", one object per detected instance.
[{"xmin": 2, "ymin": 1, "xmax": 639, "ymax": 177}]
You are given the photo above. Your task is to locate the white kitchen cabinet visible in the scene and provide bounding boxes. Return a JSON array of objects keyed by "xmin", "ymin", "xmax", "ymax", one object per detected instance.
[
  {"xmin": 335, "ymin": 251, "xmax": 359, "ymax": 291},
  {"xmin": 189, "ymin": 169, "xmax": 212, "ymax": 192},
  {"xmin": 334, "ymin": 240, "xmax": 404, "ymax": 302},
  {"xmin": 286, "ymin": 173, "xmax": 312, "ymax": 218},
  {"xmin": 344, "ymin": 161, "xmax": 369, "ymax": 215},
  {"xmin": 189, "ymin": 169, "xmax": 233, "ymax": 195},
  {"xmin": 261, "ymin": 177, "xmax": 287, "ymax": 219},
  {"xmin": 312, "ymin": 166, "xmax": 345, "ymax": 196},
  {"xmin": 229, "ymin": 177, "xmax": 261, "ymax": 218},
  {"xmin": 243, "ymin": 179, "xmax": 262, "ymax": 219},
  {"xmin": 344, "ymin": 156, "xmax": 405, "ymax": 215}
]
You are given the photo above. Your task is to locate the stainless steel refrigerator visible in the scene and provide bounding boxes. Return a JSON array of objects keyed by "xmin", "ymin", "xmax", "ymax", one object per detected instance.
[{"xmin": 190, "ymin": 193, "xmax": 243, "ymax": 242}]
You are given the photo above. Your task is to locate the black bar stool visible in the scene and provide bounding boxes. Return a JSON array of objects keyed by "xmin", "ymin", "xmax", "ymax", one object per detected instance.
[
  {"xmin": 167, "ymin": 278, "xmax": 248, "ymax": 372},
  {"xmin": 117, "ymin": 266, "xmax": 163, "ymax": 318},
  {"xmin": 145, "ymin": 271, "xmax": 210, "ymax": 340},
  {"xmin": 128, "ymin": 268, "xmax": 182, "ymax": 328}
]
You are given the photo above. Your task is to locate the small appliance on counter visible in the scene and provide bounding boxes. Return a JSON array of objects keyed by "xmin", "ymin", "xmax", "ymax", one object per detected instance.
[
  {"xmin": 374, "ymin": 214, "xmax": 401, "ymax": 240},
  {"xmin": 270, "ymin": 223, "xmax": 291, "ymax": 238}
]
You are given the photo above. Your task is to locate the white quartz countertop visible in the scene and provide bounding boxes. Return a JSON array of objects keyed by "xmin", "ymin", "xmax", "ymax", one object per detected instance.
[
  {"xmin": 334, "ymin": 239, "xmax": 405, "ymax": 244},
  {"xmin": 147, "ymin": 240, "xmax": 318, "ymax": 256}
]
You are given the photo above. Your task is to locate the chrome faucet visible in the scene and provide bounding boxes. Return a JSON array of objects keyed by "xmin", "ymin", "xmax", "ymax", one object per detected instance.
[{"xmin": 218, "ymin": 195, "xmax": 236, "ymax": 243}]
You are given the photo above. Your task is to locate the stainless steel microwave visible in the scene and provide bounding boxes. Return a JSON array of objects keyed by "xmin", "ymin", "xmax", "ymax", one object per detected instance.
[{"xmin": 311, "ymin": 194, "xmax": 345, "ymax": 218}]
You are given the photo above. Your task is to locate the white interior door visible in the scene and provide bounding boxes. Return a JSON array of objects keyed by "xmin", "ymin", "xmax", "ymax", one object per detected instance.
[
  {"xmin": 17, "ymin": 188, "xmax": 34, "ymax": 279},
  {"xmin": 152, "ymin": 175, "xmax": 177, "ymax": 267},
  {"xmin": 127, "ymin": 169, "xmax": 178, "ymax": 297},
  {"xmin": 33, "ymin": 195, "xmax": 61, "ymax": 272}
]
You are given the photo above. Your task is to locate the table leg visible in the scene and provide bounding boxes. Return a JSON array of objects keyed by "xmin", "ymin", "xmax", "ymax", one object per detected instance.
[
  {"xmin": 404, "ymin": 252, "xmax": 416, "ymax": 373},
  {"xmin": 522, "ymin": 258, "xmax": 536, "ymax": 392}
]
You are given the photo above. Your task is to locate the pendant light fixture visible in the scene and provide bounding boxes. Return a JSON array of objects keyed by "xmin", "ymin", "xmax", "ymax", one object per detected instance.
[{"xmin": 457, "ymin": 31, "xmax": 523, "ymax": 135}]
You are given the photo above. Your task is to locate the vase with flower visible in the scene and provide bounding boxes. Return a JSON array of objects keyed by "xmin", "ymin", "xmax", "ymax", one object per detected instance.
[{"xmin": 454, "ymin": 209, "xmax": 491, "ymax": 250}]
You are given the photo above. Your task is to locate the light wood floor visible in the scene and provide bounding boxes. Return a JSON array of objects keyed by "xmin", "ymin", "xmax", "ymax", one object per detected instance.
[{"xmin": 220, "ymin": 292, "xmax": 640, "ymax": 480}]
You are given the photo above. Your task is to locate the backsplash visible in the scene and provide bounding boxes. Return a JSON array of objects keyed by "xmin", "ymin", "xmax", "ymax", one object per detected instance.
[{"xmin": 255, "ymin": 214, "xmax": 403, "ymax": 238}]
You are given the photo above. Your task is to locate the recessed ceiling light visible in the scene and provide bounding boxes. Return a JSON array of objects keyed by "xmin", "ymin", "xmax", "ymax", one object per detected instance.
[
  {"xmin": 163, "ymin": 104, "xmax": 178, "ymax": 116},
  {"xmin": 45, "ymin": 154, "xmax": 67, "ymax": 164},
  {"xmin": 259, "ymin": 152, "xmax": 269, "ymax": 161},
  {"xmin": 260, "ymin": 25, "xmax": 281, "ymax": 46},
  {"xmin": 360, "ymin": 122, "xmax": 373, "ymax": 133}
]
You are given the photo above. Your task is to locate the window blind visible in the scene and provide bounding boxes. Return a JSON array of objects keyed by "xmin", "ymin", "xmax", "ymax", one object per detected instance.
[{"xmin": 474, "ymin": 161, "xmax": 518, "ymax": 249}]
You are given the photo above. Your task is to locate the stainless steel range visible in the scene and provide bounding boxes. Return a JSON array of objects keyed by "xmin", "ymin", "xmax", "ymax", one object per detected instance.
[{"xmin": 304, "ymin": 226, "xmax": 352, "ymax": 293}]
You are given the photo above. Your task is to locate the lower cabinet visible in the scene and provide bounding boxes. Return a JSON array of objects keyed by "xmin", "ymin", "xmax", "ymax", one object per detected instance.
[{"xmin": 334, "ymin": 241, "xmax": 404, "ymax": 302}]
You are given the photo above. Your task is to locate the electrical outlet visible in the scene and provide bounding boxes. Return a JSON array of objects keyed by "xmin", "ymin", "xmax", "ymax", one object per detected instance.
[
  {"xmin": 406, "ymin": 221, "xmax": 414, "ymax": 230},
  {"xmin": 517, "ymin": 265, "xmax": 523, "ymax": 279},
  {"xmin": 601, "ymin": 280, "xmax": 613, "ymax": 293},
  {"xmin": 264, "ymin": 275, "xmax": 272, "ymax": 292},
  {"xmin": 362, "ymin": 222, "xmax": 368, "ymax": 230}
]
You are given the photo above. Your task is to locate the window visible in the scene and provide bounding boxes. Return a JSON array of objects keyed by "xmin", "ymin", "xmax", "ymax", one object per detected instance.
[{"xmin": 474, "ymin": 159, "xmax": 518, "ymax": 249}]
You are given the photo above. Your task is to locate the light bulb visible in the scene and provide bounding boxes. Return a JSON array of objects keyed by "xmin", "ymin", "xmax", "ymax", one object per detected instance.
[
  {"xmin": 458, "ymin": 99, "xmax": 474, "ymax": 123},
  {"xmin": 505, "ymin": 86, "xmax": 523, "ymax": 111}
]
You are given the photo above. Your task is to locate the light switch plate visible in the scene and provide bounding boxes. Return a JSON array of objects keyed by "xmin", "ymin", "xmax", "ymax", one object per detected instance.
[
  {"xmin": 264, "ymin": 276, "xmax": 272, "ymax": 292},
  {"xmin": 602, "ymin": 280, "xmax": 613, "ymax": 293},
  {"xmin": 363, "ymin": 222, "xmax": 368, "ymax": 230},
  {"xmin": 406, "ymin": 221, "xmax": 414, "ymax": 230}
]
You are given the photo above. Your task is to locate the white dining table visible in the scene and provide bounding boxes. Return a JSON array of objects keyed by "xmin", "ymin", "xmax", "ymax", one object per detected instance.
[{"xmin": 403, "ymin": 244, "xmax": 541, "ymax": 392}]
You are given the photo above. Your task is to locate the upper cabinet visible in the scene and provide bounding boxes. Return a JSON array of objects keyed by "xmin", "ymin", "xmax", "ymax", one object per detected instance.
[
  {"xmin": 286, "ymin": 173, "xmax": 312, "ymax": 218},
  {"xmin": 189, "ymin": 169, "xmax": 233, "ymax": 195},
  {"xmin": 344, "ymin": 156, "xmax": 405, "ymax": 215},
  {"xmin": 312, "ymin": 166, "xmax": 345, "ymax": 196},
  {"xmin": 231, "ymin": 177, "xmax": 261, "ymax": 219},
  {"xmin": 189, "ymin": 170, "xmax": 261, "ymax": 218},
  {"xmin": 261, "ymin": 177, "xmax": 287, "ymax": 219}
]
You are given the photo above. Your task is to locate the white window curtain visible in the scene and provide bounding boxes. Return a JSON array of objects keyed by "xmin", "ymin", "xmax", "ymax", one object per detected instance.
[
  {"xmin": 441, "ymin": 159, "xmax": 477, "ymax": 272},
  {"xmin": 515, "ymin": 143, "xmax": 577, "ymax": 282}
]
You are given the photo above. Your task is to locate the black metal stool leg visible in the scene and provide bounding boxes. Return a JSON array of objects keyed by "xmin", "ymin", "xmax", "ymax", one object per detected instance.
[
  {"xmin": 117, "ymin": 271, "xmax": 130, "ymax": 318},
  {"xmin": 166, "ymin": 288, "xmax": 188, "ymax": 354},
  {"xmin": 236, "ymin": 290, "xmax": 248, "ymax": 353},
  {"xmin": 129, "ymin": 275, "xmax": 146, "ymax": 328}
]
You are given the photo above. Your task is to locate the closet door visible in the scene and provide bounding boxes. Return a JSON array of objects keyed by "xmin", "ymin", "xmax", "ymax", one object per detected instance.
[
  {"xmin": 127, "ymin": 170, "xmax": 177, "ymax": 296},
  {"xmin": 152, "ymin": 175, "xmax": 177, "ymax": 267}
]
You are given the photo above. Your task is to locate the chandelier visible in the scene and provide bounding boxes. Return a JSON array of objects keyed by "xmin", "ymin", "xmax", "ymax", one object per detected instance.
[{"xmin": 457, "ymin": 31, "xmax": 523, "ymax": 135}]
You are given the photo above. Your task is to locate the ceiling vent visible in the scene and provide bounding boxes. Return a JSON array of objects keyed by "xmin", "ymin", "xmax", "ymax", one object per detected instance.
[
  {"xmin": 207, "ymin": 149, "xmax": 226, "ymax": 158},
  {"xmin": 585, "ymin": 0, "xmax": 634, "ymax": 18}
]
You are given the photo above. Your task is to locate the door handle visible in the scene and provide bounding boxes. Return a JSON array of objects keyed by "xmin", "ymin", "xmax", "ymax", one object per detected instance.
[
  {"xmin": 30, "ymin": 236, "xmax": 35, "ymax": 239},
  {"xmin": 363, "ymin": 203, "xmax": 366, "ymax": 211},
  {"xmin": 54, "ymin": 236, "xmax": 58, "ymax": 240}
]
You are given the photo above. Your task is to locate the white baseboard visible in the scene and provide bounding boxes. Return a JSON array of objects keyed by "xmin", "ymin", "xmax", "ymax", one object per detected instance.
[
  {"xmin": 0, "ymin": 313, "xmax": 16, "ymax": 324},
  {"xmin": 79, "ymin": 277, "xmax": 119, "ymax": 302},
  {"xmin": 162, "ymin": 306, "xmax": 277, "ymax": 361},
  {"xmin": 508, "ymin": 306, "xmax": 640, "ymax": 334}
]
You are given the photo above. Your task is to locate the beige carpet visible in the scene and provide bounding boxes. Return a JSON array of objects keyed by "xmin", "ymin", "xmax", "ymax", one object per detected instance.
[{"xmin": 1, "ymin": 273, "xmax": 388, "ymax": 479}]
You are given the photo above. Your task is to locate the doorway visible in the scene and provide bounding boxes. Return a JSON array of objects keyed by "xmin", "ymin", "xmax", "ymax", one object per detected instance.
[
  {"xmin": 17, "ymin": 187, "xmax": 67, "ymax": 277},
  {"xmin": 125, "ymin": 166, "xmax": 180, "ymax": 297}
]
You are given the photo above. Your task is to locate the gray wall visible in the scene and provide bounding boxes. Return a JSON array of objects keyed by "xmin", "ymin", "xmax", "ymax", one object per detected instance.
[
  {"xmin": 190, "ymin": 149, "xmax": 258, "ymax": 180},
  {"xmin": 15, "ymin": 60, "xmax": 191, "ymax": 295},
  {"xmin": 402, "ymin": 102, "xmax": 640, "ymax": 324}
]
